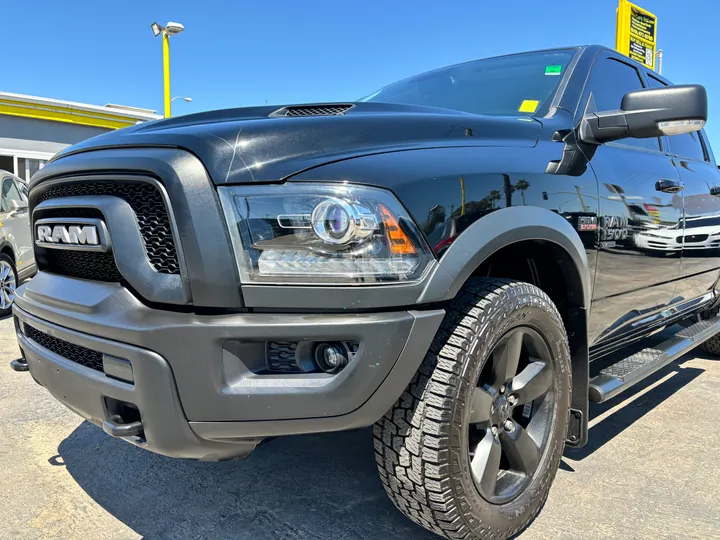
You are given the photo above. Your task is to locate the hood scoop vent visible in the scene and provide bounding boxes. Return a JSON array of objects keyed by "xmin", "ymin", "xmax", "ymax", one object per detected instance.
[{"xmin": 271, "ymin": 104, "xmax": 354, "ymax": 117}]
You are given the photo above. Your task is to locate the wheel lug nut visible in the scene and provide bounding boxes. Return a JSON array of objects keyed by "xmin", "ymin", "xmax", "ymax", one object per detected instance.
[
  {"xmin": 504, "ymin": 419, "xmax": 514, "ymax": 432},
  {"xmin": 508, "ymin": 395, "xmax": 516, "ymax": 406},
  {"xmin": 491, "ymin": 426, "xmax": 498, "ymax": 435},
  {"xmin": 499, "ymin": 385, "xmax": 505, "ymax": 394}
]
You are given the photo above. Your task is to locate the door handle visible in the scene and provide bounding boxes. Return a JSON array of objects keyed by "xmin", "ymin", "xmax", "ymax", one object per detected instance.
[{"xmin": 655, "ymin": 179, "xmax": 684, "ymax": 193}]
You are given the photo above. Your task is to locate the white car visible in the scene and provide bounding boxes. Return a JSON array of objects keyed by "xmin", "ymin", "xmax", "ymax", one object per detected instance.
[
  {"xmin": 0, "ymin": 171, "xmax": 35, "ymax": 315},
  {"xmin": 634, "ymin": 216, "xmax": 720, "ymax": 253}
]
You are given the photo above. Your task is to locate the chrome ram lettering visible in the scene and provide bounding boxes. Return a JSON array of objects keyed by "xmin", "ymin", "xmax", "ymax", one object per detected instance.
[{"xmin": 36, "ymin": 225, "xmax": 99, "ymax": 246}]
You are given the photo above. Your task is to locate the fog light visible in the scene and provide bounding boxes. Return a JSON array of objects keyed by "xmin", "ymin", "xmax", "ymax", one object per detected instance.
[{"xmin": 314, "ymin": 342, "xmax": 349, "ymax": 374}]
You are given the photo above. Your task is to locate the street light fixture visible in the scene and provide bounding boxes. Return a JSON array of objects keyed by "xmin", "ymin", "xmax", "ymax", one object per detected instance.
[
  {"xmin": 171, "ymin": 96, "xmax": 192, "ymax": 103},
  {"xmin": 165, "ymin": 22, "xmax": 185, "ymax": 36},
  {"xmin": 150, "ymin": 21, "xmax": 185, "ymax": 118}
]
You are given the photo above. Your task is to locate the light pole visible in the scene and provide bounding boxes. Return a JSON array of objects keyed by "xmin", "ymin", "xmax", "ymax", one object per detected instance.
[
  {"xmin": 171, "ymin": 96, "xmax": 192, "ymax": 103},
  {"xmin": 151, "ymin": 21, "xmax": 185, "ymax": 118}
]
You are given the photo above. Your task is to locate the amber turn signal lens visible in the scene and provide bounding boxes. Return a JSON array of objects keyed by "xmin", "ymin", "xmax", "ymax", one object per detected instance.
[{"xmin": 378, "ymin": 204, "xmax": 416, "ymax": 255}]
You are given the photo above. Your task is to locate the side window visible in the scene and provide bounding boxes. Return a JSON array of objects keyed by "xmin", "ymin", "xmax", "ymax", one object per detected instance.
[
  {"xmin": 646, "ymin": 75, "xmax": 707, "ymax": 162},
  {"xmin": 1, "ymin": 178, "xmax": 24, "ymax": 213},
  {"xmin": 586, "ymin": 57, "xmax": 660, "ymax": 151},
  {"xmin": 667, "ymin": 130, "xmax": 707, "ymax": 161},
  {"xmin": 16, "ymin": 181, "xmax": 28, "ymax": 201},
  {"xmin": 699, "ymin": 130, "xmax": 716, "ymax": 164}
]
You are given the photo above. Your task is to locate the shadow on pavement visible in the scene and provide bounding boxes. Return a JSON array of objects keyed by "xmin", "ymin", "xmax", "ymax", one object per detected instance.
[
  {"xmin": 57, "ymin": 355, "xmax": 707, "ymax": 538},
  {"xmin": 565, "ymin": 360, "xmax": 704, "ymax": 461},
  {"xmin": 59, "ymin": 426, "xmax": 436, "ymax": 540}
]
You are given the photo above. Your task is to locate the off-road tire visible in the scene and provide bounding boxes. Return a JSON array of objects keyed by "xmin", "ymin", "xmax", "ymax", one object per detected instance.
[
  {"xmin": 701, "ymin": 333, "xmax": 720, "ymax": 356},
  {"xmin": 373, "ymin": 278, "xmax": 571, "ymax": 539}
]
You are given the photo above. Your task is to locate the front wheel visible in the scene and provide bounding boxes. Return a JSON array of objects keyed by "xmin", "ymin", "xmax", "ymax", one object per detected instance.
[
  {"xmin": 0, "ymin": 254, "xmax": 17, "ymax": 317},
  {"xmin": 374, "ymin": 278, "xmax": 571, "ymax": 539}
]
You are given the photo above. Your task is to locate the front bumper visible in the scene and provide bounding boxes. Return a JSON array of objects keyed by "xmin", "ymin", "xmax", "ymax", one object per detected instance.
[{"xmin": 13, "ymin": 273, "xmax": 444, "ymax": 460}]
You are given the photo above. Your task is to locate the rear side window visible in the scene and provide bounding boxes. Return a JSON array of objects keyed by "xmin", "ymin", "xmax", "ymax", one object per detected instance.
[
  {"xmin": 647, "ymin": 75, "xmax": 707, "ymax": 161},
  {"xmin": 585, "ymin": 58, "xmax": 659, "ymax": 151}
]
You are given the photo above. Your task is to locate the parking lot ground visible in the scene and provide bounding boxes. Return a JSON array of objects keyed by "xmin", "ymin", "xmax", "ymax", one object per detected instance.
[{"xmin": 1, "ymin": 315, "xmax": 719, "ymax": 540}]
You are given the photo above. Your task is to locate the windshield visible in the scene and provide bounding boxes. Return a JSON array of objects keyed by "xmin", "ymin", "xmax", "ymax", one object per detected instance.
[
  {"xmin": 360, "ymin": 49, "xmax": 577, "ymax": 117},
  {"xmin": 683, "ymin": 216, "xmax": 720, "ymax": 229}
]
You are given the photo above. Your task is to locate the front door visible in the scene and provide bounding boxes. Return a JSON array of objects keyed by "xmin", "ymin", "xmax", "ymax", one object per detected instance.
[{"xmin": 578, "ymin": 52, "xmax": 683, "ymax": 344}]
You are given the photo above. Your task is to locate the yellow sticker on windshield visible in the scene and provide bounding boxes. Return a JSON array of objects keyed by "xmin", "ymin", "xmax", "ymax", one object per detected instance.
[{"xmin": 519, "ymin": 100, "xmax": 539, "ymax": 113}]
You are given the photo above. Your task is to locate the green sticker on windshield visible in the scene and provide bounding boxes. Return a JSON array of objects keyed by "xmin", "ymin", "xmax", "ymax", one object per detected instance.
[{"xmin": 545, "ymin": 65, "xmax": 562, "ymax": 76}]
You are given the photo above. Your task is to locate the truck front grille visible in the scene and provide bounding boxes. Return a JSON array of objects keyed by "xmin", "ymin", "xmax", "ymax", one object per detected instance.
[
  {"xmin": 37, "ymin": 180, "xmax": 179, "ymax": 275},
  {"xmin": 25, "ymin": 324, "xmax": 104, "ymax": 373},
  {"xmin": 43, "ymin": 250, "xmax": 123, "ymax": 282},
  {"xmin": 32, "ymin": 207, "xmax": 124, "ymax": 282}
]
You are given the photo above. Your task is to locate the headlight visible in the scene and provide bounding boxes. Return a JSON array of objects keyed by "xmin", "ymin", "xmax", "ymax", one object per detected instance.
[{"xmin": 218, "ymin": 183, "xmax": 433, "ymax": 284}]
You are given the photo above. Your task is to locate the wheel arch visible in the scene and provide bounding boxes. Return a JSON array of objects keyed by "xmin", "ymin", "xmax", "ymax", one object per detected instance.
[
  {"xmin": 418, "ymin": 206, "xmax": 590, "ymax": 446},
  {"xmin": 418, "ymin": 206, "xmax": 591, "ymax": 309},
  {"xmin": 0, "ymin": 239, "xmax": 14, "ymax": 260}
]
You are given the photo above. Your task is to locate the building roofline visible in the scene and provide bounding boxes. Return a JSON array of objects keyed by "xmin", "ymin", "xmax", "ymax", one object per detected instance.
[
  {"xmin": 0, "ymin": 92, "xmax": 161, "ymax": 120},
  {"xmin": 0, "ymin": 91, "xmax": 162, "ymax": 130}
]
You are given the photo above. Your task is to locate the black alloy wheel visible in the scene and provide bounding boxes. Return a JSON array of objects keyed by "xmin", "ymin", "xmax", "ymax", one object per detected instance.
[
  {"xmin": 467, "ymin": 326, "xmax": 555, "ymax": 504},
  {"xmin": 375, "ymin": 278, "xmax": 571, "ymax": 540}
]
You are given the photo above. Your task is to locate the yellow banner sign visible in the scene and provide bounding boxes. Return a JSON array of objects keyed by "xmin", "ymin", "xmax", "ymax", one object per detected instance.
[{"xmin": 616, "ymin": 0, "xmax": 657, "ymax": 69}]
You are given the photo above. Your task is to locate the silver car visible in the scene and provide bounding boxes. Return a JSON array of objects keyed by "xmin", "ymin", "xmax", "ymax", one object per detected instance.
[{"xmin": 0, "ymin": 171, "xmax": 35, "ymax": 316}]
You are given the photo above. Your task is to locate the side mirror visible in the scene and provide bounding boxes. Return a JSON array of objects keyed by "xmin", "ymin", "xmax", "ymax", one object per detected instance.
[
  {"xmin": 579, "ymin": 84, "xmax": 708, "ymax": 145},
  {"xmin": 9, "ymin": 199, "xmax": 28, "ymax": 212}
]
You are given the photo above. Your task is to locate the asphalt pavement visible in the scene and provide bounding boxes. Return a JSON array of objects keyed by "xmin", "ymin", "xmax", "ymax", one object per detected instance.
[{"xmin": 1, "ymin": 315, "xmax": 718, "ymax": 540}]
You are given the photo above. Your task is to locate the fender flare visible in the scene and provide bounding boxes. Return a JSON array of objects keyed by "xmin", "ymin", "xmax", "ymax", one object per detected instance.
[
  {"xmin": 417, "ymin": 205, "xmax": 592, "ymax": 446},
  {"xmin": 418, "ymin": 206, "xmax": 592, "ymax": 310}
]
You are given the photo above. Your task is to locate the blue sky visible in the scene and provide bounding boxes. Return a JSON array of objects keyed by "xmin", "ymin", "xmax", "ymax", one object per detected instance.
[{"xmin": 5, "ymin": 0, "xmax": 719, "ymax": 151}]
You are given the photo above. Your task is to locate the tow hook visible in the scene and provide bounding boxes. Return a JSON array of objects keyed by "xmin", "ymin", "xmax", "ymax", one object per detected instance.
[
  {"xmin": 103, "ymin": 414, "xmax": 144, "ymax": 438},
  {"xmin": 10, "ymin": 358, "xmax": 29, "ymax": 372}
]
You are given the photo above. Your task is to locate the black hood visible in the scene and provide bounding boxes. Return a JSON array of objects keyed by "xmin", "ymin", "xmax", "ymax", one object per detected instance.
[{"xmin": 52, "ymin": 102, "xmax": 542, "ymax": 184}]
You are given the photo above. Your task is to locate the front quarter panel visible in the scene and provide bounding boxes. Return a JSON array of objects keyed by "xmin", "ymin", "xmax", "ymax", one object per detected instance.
[
  {"xmin": 291, "ymin": 142, "xmax": 596, "ymax": 448},
  {"xmin": 290, "ymin": 142, "xmax": 598, "ymax": 310}
]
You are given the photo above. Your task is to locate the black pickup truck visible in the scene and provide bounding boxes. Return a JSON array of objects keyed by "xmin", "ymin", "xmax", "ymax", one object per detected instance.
[{"xmin": 10, "ymin": 45, "xmax": 718, "ymax": 539}]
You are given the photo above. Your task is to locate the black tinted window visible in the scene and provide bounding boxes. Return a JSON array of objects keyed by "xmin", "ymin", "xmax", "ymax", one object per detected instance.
[
  {"xmin": 666, "ymin": 130, "xmax": 706, "ymax": 161},
  {"xmin": 646, "ymin": 75, "xmax": 666, "ymax": 89},
  {"xmin": 587, "ymin": 58, "xmax": 659, "ymax": 151},
  {"xmin": 646, "ymin": 75, "xmax": 707, "ymax": 161},
  {"xmin": 361, "ymin": 50, "xmax": 577, "ymax": 117}
]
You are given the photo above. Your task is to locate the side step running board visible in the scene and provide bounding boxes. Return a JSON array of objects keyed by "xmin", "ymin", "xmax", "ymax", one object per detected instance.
[{"xmin": 589, "ymin": 317, "xmax": 720, "ymax": 403}]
